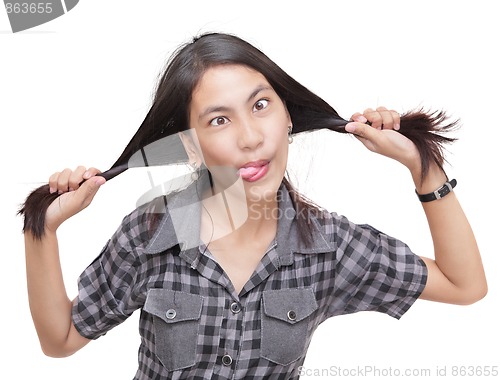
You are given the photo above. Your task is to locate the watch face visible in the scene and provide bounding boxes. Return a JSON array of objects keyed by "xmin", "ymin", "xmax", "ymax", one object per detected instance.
[{"xmin": 437, "ymin": 181, "xmax": 455, "ymax": 199}]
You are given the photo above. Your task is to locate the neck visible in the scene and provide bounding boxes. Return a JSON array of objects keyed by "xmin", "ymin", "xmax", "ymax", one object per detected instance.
[{"xmin": 200, "ymin": 185, "xmax": 279, "ymax": 245}]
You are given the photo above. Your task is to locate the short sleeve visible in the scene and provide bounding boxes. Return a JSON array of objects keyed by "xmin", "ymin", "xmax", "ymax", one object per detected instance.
[
  {"xmin": 325, "ymin": 212, "xmax": 428, "ymax": 319},
  {"xmin": 71, "ymin": 209, "xmax": 149, "ymax": 339}
]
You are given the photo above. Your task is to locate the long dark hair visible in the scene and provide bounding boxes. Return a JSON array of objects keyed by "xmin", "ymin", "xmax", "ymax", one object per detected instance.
[{"xmin": 19, "ymin": 32, "xmax": 458, "ymax": 243}]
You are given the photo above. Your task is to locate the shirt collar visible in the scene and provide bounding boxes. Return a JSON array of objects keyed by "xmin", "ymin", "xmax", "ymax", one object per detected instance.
[
  {"xmin": 144, "ymin": 180, "xmax": 333, "ymax": 264},
  {"xmin": 143, "ymin": 177, "xmax": 202, "ymax": 256}
]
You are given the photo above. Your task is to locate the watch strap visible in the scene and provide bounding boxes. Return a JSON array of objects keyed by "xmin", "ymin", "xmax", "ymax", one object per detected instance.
[{"xmin": 416, "ymin": 179, "xmax": 457, "ymax": 202}]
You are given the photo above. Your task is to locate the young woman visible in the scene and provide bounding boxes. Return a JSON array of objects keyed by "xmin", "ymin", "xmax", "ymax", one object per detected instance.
[{"xmin": 21, "ymin": 33, "xmax": 487, "ymax": 379}]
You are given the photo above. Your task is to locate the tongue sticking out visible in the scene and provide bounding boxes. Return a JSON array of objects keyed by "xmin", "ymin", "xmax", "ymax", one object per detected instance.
[{"xmin": 239, "ymin": 166, "xmax": 260, "ymax": 179}]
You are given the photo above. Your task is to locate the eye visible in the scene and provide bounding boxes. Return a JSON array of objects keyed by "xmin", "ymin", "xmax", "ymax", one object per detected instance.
[
  {"xmin": 253, "ymin": 99, "xmax": 269, "ymax": 112},
  {"xmin": 209, "ymin": 116, "xmax": 229, "ymax": 126}
]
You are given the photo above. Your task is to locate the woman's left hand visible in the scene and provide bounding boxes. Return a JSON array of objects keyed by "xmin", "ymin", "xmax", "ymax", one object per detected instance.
[{"xmin": 346, "ymin": 106, "xmax": 420, "ymax": 171}]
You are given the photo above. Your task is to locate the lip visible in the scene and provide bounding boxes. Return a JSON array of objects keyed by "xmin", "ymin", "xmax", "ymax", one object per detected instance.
[
  {"xmin": 240, "ymin": 159, "xmax": 269, "ymax": 169},
  {"xmin": 238, "ymin": 160, "xmax": 270, "ymax": 182}
]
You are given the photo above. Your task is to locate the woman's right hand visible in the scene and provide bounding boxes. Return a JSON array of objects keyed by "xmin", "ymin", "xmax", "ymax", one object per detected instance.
[{"xmin": 45, "ymin": 166, "xmax": 106, "ymax": 233}]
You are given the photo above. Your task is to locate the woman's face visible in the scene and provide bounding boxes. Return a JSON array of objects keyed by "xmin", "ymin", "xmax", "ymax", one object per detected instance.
[{"xmin": 188, "ymin": 64, "xmax": 291, "ymax": 202}]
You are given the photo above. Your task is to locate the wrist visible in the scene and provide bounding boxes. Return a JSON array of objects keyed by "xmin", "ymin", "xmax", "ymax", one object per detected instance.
[
  {"xmin": 25, "ymin": 228, "xmax": 59, "ymax": 253},
  {"xmin": 416, "ymin": 179, "xmax": 457, "ymax": 202},
  {"xmin": 410, "ymin": 162, "xmax": 448, "ymax": 194}
]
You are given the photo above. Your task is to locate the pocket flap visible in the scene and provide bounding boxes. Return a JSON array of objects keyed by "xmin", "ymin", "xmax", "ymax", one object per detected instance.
[
  {"xmin": 144, "ymin": 289, "xmax": 203, "ymax": 324},
  {"xmin": 262, "ymin": 288, "xmax": 318, "ymax": 324}
]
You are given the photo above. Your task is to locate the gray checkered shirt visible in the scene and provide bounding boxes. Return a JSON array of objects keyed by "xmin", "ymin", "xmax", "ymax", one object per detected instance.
[{"xmin": 72, "ymin": 183, "xmax": 427, "ymax": 379}]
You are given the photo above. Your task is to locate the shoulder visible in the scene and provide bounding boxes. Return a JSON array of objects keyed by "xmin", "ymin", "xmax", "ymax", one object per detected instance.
[
  {"xmin": 308, "ymin": 208, "xmax": 353, "ymax": 242},
  {"xmin": 111, "ymin": 194, "xmax": 171, "ymax": 253},
  {"xmin": 309, "ymin": 207, "xmax": 408, "ymax": 254}
]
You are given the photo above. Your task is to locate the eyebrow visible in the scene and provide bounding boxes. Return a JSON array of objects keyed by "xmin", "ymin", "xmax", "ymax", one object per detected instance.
[{"xmin": 198, "ymin": 85, "xmax": 273, "ymax": 121}]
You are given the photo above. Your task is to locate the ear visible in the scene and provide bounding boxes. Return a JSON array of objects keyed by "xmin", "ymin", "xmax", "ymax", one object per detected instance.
[{"xmin": 178, "ymin": 129, "xmax": 203, "ymax": 166}]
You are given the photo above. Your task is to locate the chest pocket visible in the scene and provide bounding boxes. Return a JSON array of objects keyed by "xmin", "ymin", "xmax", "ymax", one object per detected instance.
[
  {"xmin": 144, "ymin": 289, "xmax": 203, "ymax": 371},
  {"xmin": 260, "ymin": 288, "xmax": 319, "ymax": 365}
]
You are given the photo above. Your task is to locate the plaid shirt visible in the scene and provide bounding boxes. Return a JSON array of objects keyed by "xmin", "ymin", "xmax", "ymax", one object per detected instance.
[{"xmin": 72, "ymin": 183, "xmax": 427, "ymax": 379}]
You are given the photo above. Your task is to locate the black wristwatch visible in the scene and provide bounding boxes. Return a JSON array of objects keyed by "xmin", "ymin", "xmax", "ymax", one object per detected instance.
[{"xmin": 416, "ymin": 179, "xmax": 457, "ymax": 202}]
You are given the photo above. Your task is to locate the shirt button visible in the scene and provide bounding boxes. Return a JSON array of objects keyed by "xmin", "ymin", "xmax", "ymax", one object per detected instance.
[
  {"xmin": 165, "ymin": 309, "xmax": 176, "ymax": 320},
  {"xmin": 287, "ymin": 310, "xmax": 297, "ymax": 321},
  {"xmin": 230, "ymin": 302, "xmax": 241, "ymax": 314},
  {"xmin": 221, "ymin": 354, "xmax": 233, "ymax": 366}
]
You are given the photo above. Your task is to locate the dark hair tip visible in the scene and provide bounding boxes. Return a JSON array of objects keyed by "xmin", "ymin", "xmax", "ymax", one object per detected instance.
[
  {"xmin": 18, "ymin": 184, "xmax": 59, "ymax": 241},
  {"xmin": 400, "ymin": 108, "xmax": 460, "ymax": 182}
]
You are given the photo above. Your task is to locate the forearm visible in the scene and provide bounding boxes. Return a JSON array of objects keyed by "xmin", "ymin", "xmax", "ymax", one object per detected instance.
[
  {"xmin": 25, "ymin": 231, "xmax": 86, "ymax": 356},
  {"xmin": 346, "ymin": 108, "xmax": 486, "ymax": 304},
  {"xmin": 411, "ymin": 163, "xmax": 487, "ymax": 304},
  {"xmin": 22, "ymin": 168, "xmax": 103, "ymax": 356}
]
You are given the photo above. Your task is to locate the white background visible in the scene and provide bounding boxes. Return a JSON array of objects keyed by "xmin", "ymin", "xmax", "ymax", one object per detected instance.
[{"xmin": 1, "ymin": 1, "xmax": 499, "ymax": 378}]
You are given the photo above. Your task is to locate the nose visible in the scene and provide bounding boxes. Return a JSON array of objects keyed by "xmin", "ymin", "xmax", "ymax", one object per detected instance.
[{"xmin": 237, "ymin": 119, "xmax": 264, "ymax": 150}]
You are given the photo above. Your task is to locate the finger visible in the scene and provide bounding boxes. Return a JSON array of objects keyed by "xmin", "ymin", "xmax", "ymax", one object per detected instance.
[
  {"xmin": 48, "ymin": 172, "xmax": 61, "ymax": 194},
  {"xmin": 56, "ymin": 168, "xmax": 73, "ymax": 194},
  {"xmin": 68, "ymin": 166, "xmax": 87, "ymax": 191},
  {"xmin": 391, "ymin": 110, "xmax": 401, "ymax": 130},
  {"xmin": 345, "ymin": 121, "xmax": 378, "ymax": 142},
  {"xmin": 363, "ymin": 108, "xmax": 383, "ymax": 130},
  {"xmin": 83, "ymin": 167, "xmax": 102, "ymax": 180},
  {"xmin": 350, "ymin": 112, "xmax": 368, "ymax": 123},
  {"xmin": 376, "ymin": 106, "xmax": 395, "ymax": 130},
  {"xmin": 76, "ymin": 175, "xmax": 106, "ymax": 210},
  {"xmin": 381, "ymin": 108, "xmax": 400, "ymax": 130}
]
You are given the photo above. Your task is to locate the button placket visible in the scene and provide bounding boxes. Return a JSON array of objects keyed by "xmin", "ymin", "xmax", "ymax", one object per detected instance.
[{"xmin": 217, "ymin": 298, "xmax": 242, "ymax": 374}]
